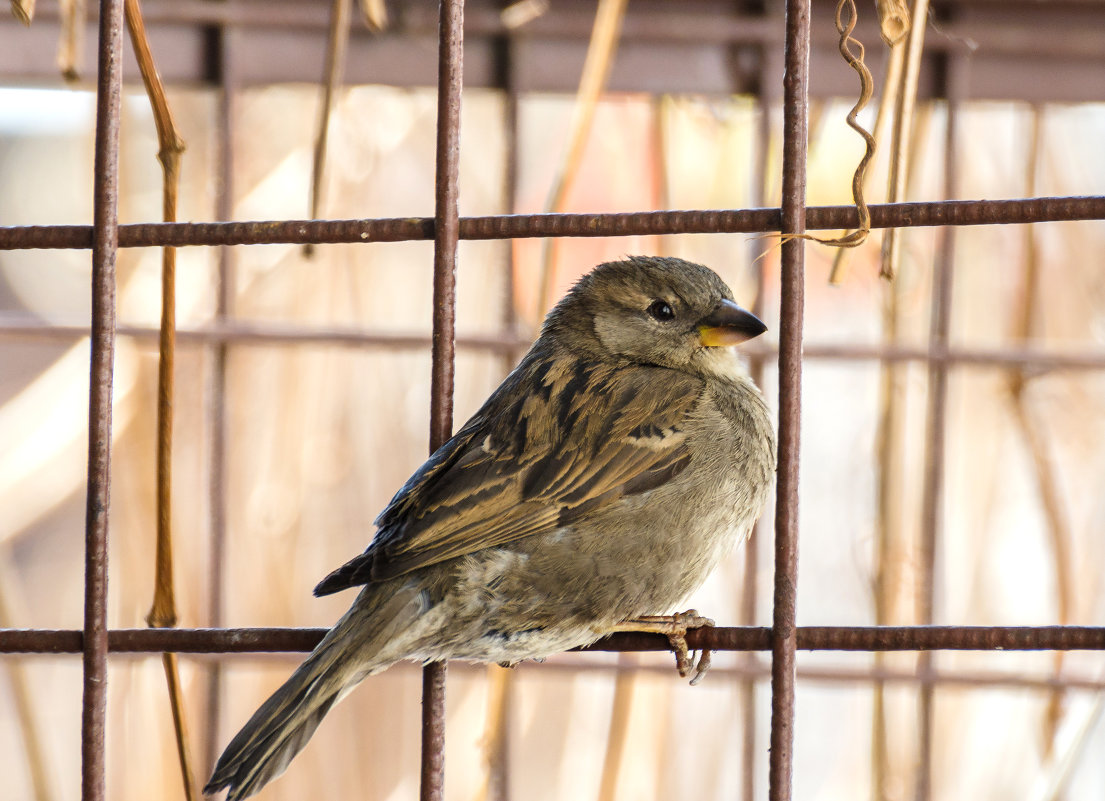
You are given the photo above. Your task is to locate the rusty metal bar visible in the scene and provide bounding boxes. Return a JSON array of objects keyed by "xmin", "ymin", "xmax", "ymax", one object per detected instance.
[
  {"xmin": 915, "ymin": 81, "xmax": 961, "ymax": 801},
  {"xmin": 769, "ymin": 0, "xmax": 810, "ymax": 799},
  {"xmin": 1, "ymin": 196, "xmax": 1103, "ymax": 251},
  {"xmin": 203, "ymin": 19, "xmax": 238, "ymax": 778},
  {"xmin": 5, "ymin": 626, "xmax": 1104, "ymax": 654},
  {"xmin": 5, "ymin": 316, "xmax": 1105, "ymax": 372},
  {"xmin": 14, "ymin": 639, "xmax": 1105, "ymax": 694},
  {"xmin": 22, "ymin": 0, "xmax": 1105, "ymax": 62},
  {"xmin": 83, "ymin": 0, "xmax": 126, "ymax": 799},
  {"xmin": 421, "ymin": 1, "xmax": 464, "ymax": 799},
  {"xmin": 740, "ymin": 95, "xmax": 772, "ymax": 801}
]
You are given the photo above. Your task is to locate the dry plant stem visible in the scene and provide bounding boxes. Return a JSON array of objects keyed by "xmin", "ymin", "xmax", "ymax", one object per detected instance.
[
  {"xmin": 870, "ymin": 87, "xmax": 932, "ymax": 782},
  {"xmin": 597, "ymin": 654, "xmax": 637, "ymax": 801},
  {"xmin": 779, "ymin": 0, "xmax": 874, "ymax": 264},
  {"xmin": 536, "ymin": 0, "xmax": 627, "ymax": 315},
  {"xmin": 1034, "ymin": 695, "xmax": 1105, "ymax": 801},
  {"xmin": 305, "ymin": 0, "xmax": 352, "ymax": 258},
  {"xmin": 1008, "ymin": 107, "xmax": 1073, "ymax": 760},
  {"xmin": 124, "ymin": 1, "xmax": 195, "ymax": 798},
  {"xmin": 0, "ymin": 553, "xmax": 54, "ymax": 801},
  {"xmin": 871, "ymin": 270, "xmax": 906, "ymax": 801},
  {"xmin": 876, "ymin": 0, "xmax": 910, "ymax": 45},
  {"xmin": 357, "ymin": 0, "xmax": 387, "ymax": 31},
  {"xmin": 11, "ymin": 0, "xmax": 34, "ymax": 24},
  {"xmin": 57, "ymin": 0, "xmax": 85, "ymax": 79},
  {"xmin": 880, "ymin": 0, "xmax": 930, "ymax": 280},
  {"xmin": 830, "ymin": 31, "xmax": 906, "ymax": 283},
  {"xmin": 473, "ymin": 667, "xmax": 512, "ymax": 801},
  {"xmin": 803, "ymin": 0, "xmax": 875, "ymax": 258}
]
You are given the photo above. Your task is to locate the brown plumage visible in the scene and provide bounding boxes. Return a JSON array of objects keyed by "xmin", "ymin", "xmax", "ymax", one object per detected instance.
[{"xmin": 205, "ymin": 256, "xmax": 776, "ymax": 800}]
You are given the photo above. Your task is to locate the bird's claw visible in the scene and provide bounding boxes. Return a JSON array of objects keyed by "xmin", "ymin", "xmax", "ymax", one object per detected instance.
[
  {"xmin": 611, "ymin": 609, "xmax": 715, "ymax": 684},
  {"xmin": 665, "ymin": 610, "xmax": 714, "ymax": 685}
]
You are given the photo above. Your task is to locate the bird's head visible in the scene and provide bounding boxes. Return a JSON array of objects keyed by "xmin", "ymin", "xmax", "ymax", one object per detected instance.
[{"xmin": 541, "ymin": 256, "xmax": 767, "ymax": 376}]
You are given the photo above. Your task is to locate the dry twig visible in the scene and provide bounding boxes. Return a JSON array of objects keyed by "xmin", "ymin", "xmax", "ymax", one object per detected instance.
[
  {"xmin": 598, "ymin": 655, "xmax": 637, "ymax": 801},
  {"xmin": 123, "ymin": 0, "xmax": 194, "ymax": 798},
  {"xmin": 535, "ymin": 0, "xmax": 627, "ymax": 315},
  {"xmin": 56, "ymin": 0, "xmax": 84, "ymax": 80},
  {"xmin": 875, "ymin": 0, "xmax": 910, "ymax": 46},
  {"xmin": 473, "ymin": 667, "xmax": 513, "ymax": 801},
  {"xmin": 777, "ymin": 0, "xmax": 876, "ymax": 265},
  {"xmin": 357, "ymin": 0, "xmax": 387, "ymax": 31},
  {"xmin": 10, "ymin": 0, "xmax": 34, "ymax": 24},
  {"xmin": 880, "ymin": 0, "xmax": 930, "ymax": 280},
  {"xmin": 1007, "ymin": 107, "xmax": 1074, "ymax": 763},
  {"xmin": 0, "ymin": 552, "xmax": 55, "ymax": 801},
  {"xmin": 305, "ymin": 0, "xmax": 353, "ymax": 258}
]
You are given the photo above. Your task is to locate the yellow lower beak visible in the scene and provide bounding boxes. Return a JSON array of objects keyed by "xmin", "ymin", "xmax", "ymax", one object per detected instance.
[
  {"xmin": 698, "ymin": 325, "xmax": 758, "ymax": 347},
  {"xmin": 697, "ymin": 299, "xmax": 767, "ymax": 347}
]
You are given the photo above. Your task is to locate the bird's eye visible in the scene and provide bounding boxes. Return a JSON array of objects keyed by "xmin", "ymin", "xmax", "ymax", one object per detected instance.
[{"xmin": 647, "ymin": 299, "xmax": 675, "ymax": 321}]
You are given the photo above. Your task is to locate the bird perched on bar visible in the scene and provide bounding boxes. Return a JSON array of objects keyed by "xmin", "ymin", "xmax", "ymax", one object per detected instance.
[{"xmin": 205, "ymin": 255, "xmax": 776, "ymax": 800}]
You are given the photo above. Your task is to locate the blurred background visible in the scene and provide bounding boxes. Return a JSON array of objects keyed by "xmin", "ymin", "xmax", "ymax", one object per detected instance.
[{"xmin": 1, "ymin": 1, "xmax": 1104, "ymax": 800}]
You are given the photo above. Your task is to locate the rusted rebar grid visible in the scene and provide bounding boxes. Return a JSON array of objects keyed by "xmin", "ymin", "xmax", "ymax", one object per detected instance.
[
  {"xmin": 5, "ymin": 626, "xmax": 1104, "ymax": 654},
  {"xmin": 421, "ymin": 1, "xmax": 464, "ymax": 799},
  {"xmin": 19, "ymin": 0, "xmax": 1105, "ymax": 61},
  {"xmin": 914, "ymin": 52, "xmax": 968, "ymax": 801},
  {"xmin": 769, "ymin": 1, "xmax": 810, "ymax": 800},
  {"xmin": 202, "ymin": 21, "xmax": 238, "ymax": 778},
  {"xmin": 741, "ymin": 97, "xmax": 773, "ymax": 801},
  {"xmin": 1, "ymin": 196, "xmax": 1104, "ymax": 251},
  {"xmin": 4, "ymin": 319, "xmax": 1105, "ymax": 372},
  {"xmin": 82, "ymin": 0, "xmax": 125, "ymax": 800}
]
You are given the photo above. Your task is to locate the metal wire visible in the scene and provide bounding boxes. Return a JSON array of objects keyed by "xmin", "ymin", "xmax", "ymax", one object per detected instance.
[
  {"xmin": 2, "ymin": 196, "xmax": 1104, "ymax": 250},
  {"xmin": 2, "ymin": 3, "xmax": 1104, "ymax": 801},
  {"xmin": 767, "ymin": 2, "xmax": 811, "ymax": 798},
  {"xmin": 82, "ymin": 1, "xmax": 125, "ymax": 799},
  {"xmin": 5, "ymin": 626, "xmax": 1105, "ymax": 654},
  {"xmin": 420, "ymin": 1, "xmax": 465, "ymax": 797}
]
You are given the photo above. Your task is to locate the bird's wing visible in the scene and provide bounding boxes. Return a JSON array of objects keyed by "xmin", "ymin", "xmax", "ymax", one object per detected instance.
[{"xmin": 314, "ymin": 359, "xmax": 703, "ymax": 594}]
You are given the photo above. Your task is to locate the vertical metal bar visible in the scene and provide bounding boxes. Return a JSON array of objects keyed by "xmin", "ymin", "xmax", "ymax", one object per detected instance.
[
  {"xmin": 915, "ymin": 55, "xmax": 966, "ymax": 801},
  {"xmin": 83, "ymin": 0, "xmax": 126, "ymax": 799},
  {"xmin": 204, "ymin": 19, "xmax": 237, "ymax": 777},
  {"xmin": 483, "ymin": 34, "xmax": 521, "ymax": 801},
  {"xmin": 740, "ymin": 94, "xmax": 771, "ymax": 801},
  {"xmin": 422, "ymin": 1, "xmax": 464, "ymax": 800},
  {"xmin": 768, "ymin": 1, "xmax": 809, "ymax": 800},
  {"xmin": 500, "ymin": 34, "xmax": 521, "ymax": 371}
]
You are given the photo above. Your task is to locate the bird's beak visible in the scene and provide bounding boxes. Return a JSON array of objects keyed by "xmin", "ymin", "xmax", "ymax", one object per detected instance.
[{"xmin": 697, "ymin": 299, "xmax": 767, "ymax": 346}]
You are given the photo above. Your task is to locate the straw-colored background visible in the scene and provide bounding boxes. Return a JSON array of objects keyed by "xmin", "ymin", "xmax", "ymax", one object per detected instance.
[{"xmin": 1, "ymin": 84, "xmax": 1104, "ymax": 800}]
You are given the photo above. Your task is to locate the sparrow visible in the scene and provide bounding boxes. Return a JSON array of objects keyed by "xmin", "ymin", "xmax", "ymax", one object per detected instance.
[{"xmin": 205, "ymin": 255, "xmax": 776, "ymax": 800}]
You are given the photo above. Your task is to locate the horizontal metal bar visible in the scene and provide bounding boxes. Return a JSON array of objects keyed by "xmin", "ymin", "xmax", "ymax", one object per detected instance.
[
  {"xmin": 1, "ymin": 196, "xmax": 1103, "ymax": 251},
  {"xmin": 3, "ymin": 316, "xmax": 1103, "ymax": 372},
  {"xmin": 2, "ymin": 625, "xmax": 1103, "ymax": 655},
  {"xmin": 23, "ymin": 0, "xmax": 1105, "ymax": 61},
  {"xmin": 38, "ymin": 641, "xmax": 1097, "ymax": 695},
  {"xmin": 0, "ymin": 317, "xmax": 528, "ymax": 353}
]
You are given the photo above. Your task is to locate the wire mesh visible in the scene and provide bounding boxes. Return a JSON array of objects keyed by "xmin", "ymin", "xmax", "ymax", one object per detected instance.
[{"xmin": 1, "ymin": 2, "xmax": 1104, "ymax": 801}]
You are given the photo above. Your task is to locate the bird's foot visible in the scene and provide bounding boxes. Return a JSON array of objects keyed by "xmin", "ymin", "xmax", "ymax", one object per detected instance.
[{"xmin": 609, "ymin": 609, "xmax": 715, "ymax": 685}]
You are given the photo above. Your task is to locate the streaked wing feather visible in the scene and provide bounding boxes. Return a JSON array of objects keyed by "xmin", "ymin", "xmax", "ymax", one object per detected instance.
[{"xmin": 335, "ymin": 359, "xmax": 704, "ymax": 585}]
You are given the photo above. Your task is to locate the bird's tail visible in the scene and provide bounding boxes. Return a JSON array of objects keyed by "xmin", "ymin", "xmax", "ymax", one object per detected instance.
[{"xmin": 204, "ymin": 582, "xmax": 426, "ymax": 800}]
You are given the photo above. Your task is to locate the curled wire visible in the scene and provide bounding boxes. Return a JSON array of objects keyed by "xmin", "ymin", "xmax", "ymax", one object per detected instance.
[{"xmin": 773, "ymin": 0, "xmax": 877, "ymax": 277}]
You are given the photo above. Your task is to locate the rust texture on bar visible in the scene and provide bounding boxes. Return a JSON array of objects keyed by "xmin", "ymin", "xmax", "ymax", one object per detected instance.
[
  {"xmin": 5, "ymin": 316, "xmax": 1105, "ymax": 372},
  {"xmin": 741, "ymin": 97, "xmax": 773, "ymax": 801},
  {"xmin": 421, "ymin": 2, "xmax": 464, "ymax": 800},
  {"xmin": 1, "ymin": 196, "xmax": 1104, "ymax": 251},
  {"xmin": 768, "ymin": 2, "xmax": 810, "ymax": 801},
  {"xmin": 83, "ymin": 1, "xmax": 126, "ymax": 800},
  {"xmin": 915, "ymin": 53, "xmax": 968, "ymax": 801},
  {"xmin": 4, "ymin": 625, "xmax": 1104, "ymax": 655},
  {"xmin": 203, "ymin": 22, "xmax": 238, "ymax": 777}
]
